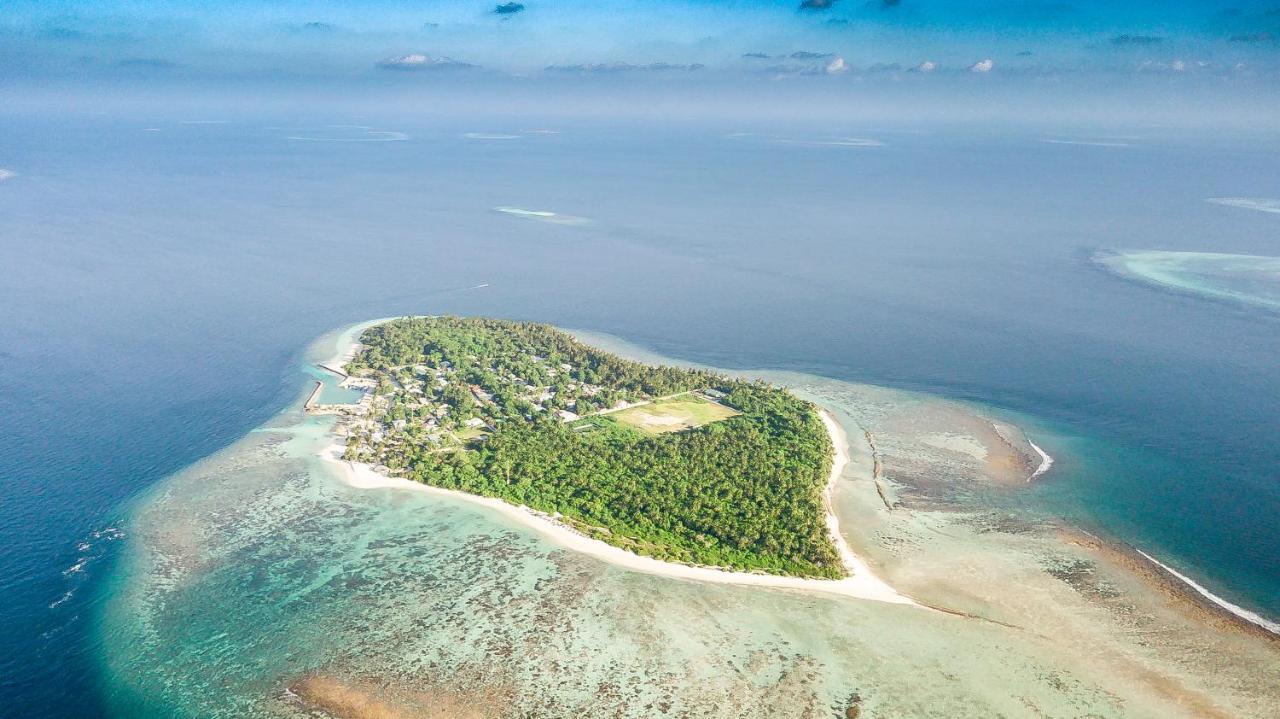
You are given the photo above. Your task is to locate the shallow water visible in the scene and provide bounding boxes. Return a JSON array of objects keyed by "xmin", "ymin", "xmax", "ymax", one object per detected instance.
[
  {"xmin": 92, "ymin": 326, "xmax": 1279, "ymax": 717},
  {"xmin": 1096, "ymin": 250, "xmax": 1280, "ymax": 312}
]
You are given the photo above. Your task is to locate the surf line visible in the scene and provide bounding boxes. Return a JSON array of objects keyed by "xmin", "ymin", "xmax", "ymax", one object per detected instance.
[
  {"xmin": 1028, "ymin": 440, "xmax": 1054, "ymax": 481},
  {"xmin": 1135, "ymin": 550, "xmax": 1280, "ymax": 636}
]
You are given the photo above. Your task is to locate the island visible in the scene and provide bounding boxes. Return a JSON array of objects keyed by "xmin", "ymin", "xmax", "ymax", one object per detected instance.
[{"xmin": 334, "ymin": 316, "xmax": 845, "ymax": 578}]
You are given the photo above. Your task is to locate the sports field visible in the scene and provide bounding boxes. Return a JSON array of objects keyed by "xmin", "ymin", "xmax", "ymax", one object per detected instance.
[{"xmin": 606, "ymin": 395, "xmax": 739, "ymax": 435}]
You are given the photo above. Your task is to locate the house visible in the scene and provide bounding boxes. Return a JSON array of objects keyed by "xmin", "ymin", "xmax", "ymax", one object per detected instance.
[{"xmin": 557, "ymin": 410, "xmax": 580, "ymax": 422}]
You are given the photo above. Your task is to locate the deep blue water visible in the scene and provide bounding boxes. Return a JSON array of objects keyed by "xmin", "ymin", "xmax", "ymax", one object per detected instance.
[{"xmin": 1, "ymin": 111, "xmax": 1277, "ymax": 716}]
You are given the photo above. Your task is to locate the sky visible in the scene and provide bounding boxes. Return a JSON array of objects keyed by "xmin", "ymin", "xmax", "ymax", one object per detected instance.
[{"xmin": 1, "ymin": 1, "xmax": 1278, "ymax": 124}]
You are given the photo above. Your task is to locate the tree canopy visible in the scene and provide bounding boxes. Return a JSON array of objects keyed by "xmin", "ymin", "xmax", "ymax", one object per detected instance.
[{"xmin": 343, "ymin": 316, "xmax": 843, "ymax": 578}]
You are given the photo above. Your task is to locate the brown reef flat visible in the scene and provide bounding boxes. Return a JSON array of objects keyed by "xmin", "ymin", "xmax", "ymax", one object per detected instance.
[{"xmin": 288, "ymin": 674, "xmax": 512, "ymax": 719}]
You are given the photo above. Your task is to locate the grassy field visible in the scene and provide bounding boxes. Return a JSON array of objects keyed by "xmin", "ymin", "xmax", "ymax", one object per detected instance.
[
  {"xmin": 454, "ymin": 426, "xmax": 488, "ymax": 442},
  {"xmin": 606, "ymin": 395, "xmax": 740, "ymax": 435}
]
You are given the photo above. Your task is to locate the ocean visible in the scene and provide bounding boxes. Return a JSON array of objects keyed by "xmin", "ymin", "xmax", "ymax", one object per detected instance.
[{"xmin": 1, "ymin": 111, "xmax": 1277, "ymax": 716}]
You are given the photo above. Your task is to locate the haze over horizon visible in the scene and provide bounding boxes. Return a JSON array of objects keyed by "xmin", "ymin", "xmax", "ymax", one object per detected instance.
[{"xmin": 4, "ymin": 1, "xmax": 1279, "ymax": 125}]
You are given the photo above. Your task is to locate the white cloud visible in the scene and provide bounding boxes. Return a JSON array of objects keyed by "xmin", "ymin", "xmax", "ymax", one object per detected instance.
[
  {"xmin": 969, "ymin": 58, "xmax": 994, "ymax": 73},
  {"xmin": 1171, "ymin": 59, "xmax": 1186, "ymax": 72},
  {"xmin": 377, "ymin": 53, "xmax": 474, "ymax": 70},
  {"xmin": 915, "ymin": 60, "xmax": 937, "ymax": 73},
  {"xmin": 0, "ymin": 169, "xmax": 15, "ymax": 182},
  {"xmin": 387, "ymin": 53, "xmax": 429, "ymax": 67},
  {"xmin": 825, "ymin": 57, "xmax": 847, "ymax": 74}
]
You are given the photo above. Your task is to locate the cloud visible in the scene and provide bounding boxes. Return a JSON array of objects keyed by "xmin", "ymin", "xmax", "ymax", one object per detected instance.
[
  {"xmin": 742, "ymin": 52, "xmax": 772, "ymax": 59},
  {"xmin": 377, "ymin": 54, "xmax": 475, "ymax": 70},
  {"xmin": 545, "ymin": 62, "xmax": 704, "ymax": 74},
  {"xmin": 1111, "ymin": 34, "xmax": 1164, "ymax": 46},
  {"xmin": 759, "ymin": 55, "xmax": 851, "ymax": 76},
  {"xmin": 799, "ymin": 0, "xmax": 838, "ymax": 11},
  {"xmin": 493, "ymin": 2, "xmax": 525, "ymax": 14},
  {"xmin": 0, "ymin": 169, "xmax": 15, "ymax": 182},
  {"xmin": 912, "ymin": 60, "xmax": 937, "ymax": 72},
  {"xmin": 791, "ymin": 50, "xmax": 835, "ymax": 59},
  {"xmin": 968, "ymin": 58, "xmax": 994, "ymax": 72}
]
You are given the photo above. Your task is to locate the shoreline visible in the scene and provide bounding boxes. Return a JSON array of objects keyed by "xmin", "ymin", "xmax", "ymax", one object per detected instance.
[
  {"xmin": 309, "ymin": 320, "xmax": 1280, "ymax": 635},
  {"xmin": 815, "ymin": 409, "xmax": 910, "ymax": 602},
  {"xmin": 315, "ymin": 333, "xmax": 915, "ymax": 605},
  {"xmin": 1134, "ymin": 549, "xmax": 1280, "ymax": 637},
  {"xmin": 1059, "ymin": 526, "xmax": 1280, "ymax": 640},
  {"xmin": 320, "ymin": 422, "xmax": 916, "ymax": 606},
  {"xmin": 318, "ymin": 341, "xmax": 360, "ymax": 379}
]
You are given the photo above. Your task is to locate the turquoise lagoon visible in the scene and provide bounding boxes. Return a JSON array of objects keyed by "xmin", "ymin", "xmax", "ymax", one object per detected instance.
[{"xmin": 93, "ymin": 324, "xmax": 1280, "ymax": 718}]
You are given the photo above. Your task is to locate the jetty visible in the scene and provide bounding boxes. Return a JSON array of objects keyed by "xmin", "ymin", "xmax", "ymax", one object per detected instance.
[{"xmin": 305, "ymin": 373, "xmax": 373, "ymax": 417}]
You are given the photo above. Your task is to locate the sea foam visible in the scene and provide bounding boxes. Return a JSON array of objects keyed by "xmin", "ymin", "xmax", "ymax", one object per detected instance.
[
  {"xmin": 1136, "ymin": 550, "xmax": 1280, "ymax": 636},
  {"xmin": 1028, "ymin": 440, "xmax": 1054, "ymax": 480},
  {"xmin": 1206, "ymin": 197, "xmax": 1280, "ymax": 214}
]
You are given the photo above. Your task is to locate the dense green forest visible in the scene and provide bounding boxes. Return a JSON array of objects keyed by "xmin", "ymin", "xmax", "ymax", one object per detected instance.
[{"xmin": 343, "ymin": 316, "xmax": 843, "ymax": 578}]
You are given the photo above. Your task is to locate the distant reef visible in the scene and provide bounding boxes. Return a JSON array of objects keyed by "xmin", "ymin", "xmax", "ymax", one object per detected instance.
[{"xmin": 1095, "ymin": 250, "xmax": 1280, "ymax": 312}]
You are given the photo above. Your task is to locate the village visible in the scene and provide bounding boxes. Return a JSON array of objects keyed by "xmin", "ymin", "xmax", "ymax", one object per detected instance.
[{"xmin": 309, "ymin": 340, "xmax": 740, "ymax": 473}]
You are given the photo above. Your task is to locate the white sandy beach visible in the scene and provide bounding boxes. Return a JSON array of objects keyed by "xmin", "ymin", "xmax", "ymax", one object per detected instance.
[
  {"xmin": 317, "ymin": 365, "xmax": 914, "ymax": 605},
  {"xmin": 318, "ymin": 343, "xmax": 359, "ymax": 378},
  {"xmin": 316, "ymin": 316, "xmax": 404, "ymax": 377}
]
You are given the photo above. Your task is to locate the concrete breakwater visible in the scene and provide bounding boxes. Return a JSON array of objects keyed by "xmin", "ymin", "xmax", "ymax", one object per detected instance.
[
  {"xmin": 304, "ymin": 381, "xmax": 324, "ymax": 410},
  {"xmin": 318, "ymin": 363, "xmax": 348, "ymax": 379},
  {"xmin": 304, "ymin": 379, "xmax": 364, "ymax": 416}
]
